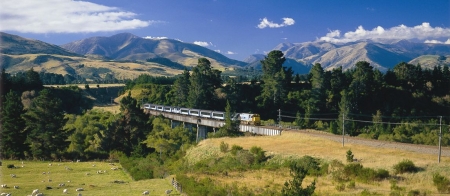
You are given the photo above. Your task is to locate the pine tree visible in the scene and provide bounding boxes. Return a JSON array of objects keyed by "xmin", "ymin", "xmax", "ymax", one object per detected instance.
[
  {"xmin": 281, "ymin": 163, "xmax": 316, "ymax": 196},
  {"xmin": 22, "ymin": 89, "xmax": 67, "ymax": 159},
  {"xmin": 188, "ymin": 58, "xmax": 221, "ymax": 109},
  {"xmin": 1, "ymin": 90, "xmax": 27, "ymax": 159}
]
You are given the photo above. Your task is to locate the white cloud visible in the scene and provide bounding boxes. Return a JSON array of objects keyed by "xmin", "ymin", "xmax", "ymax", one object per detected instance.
[
  {"xmin": 193, "ymin": 41, "xmax": 212, "ymax": 47},
  {"xmin": 214, "ymin": 49, "xmax": 221, "ymax": 53},
  {"xmin": 227, "ymin": 51, "xmax": 236, "ymax": 55},
  {"xmin": 319, "ymin": 22, "xmax": 450, "ymax": 43},
  {"xmin": 0, "ymin": 0, "xmax": 155, "ymax": 33},
  {"xmin": 424, "ymin": 39, "xmax": 450, "ymax": 44},
  {"xmin": 257, "ymin": 17, "xmax": 295, "ymax": 29},
  {"xmin": 143, "ymin": 36, "xmax": 169, "ymax": 40}
]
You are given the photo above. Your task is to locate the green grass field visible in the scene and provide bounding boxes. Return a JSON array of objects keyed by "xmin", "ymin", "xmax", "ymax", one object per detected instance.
[{"xmin": 1, "ymin": 160, "xmax": 178, "ymax": 196}]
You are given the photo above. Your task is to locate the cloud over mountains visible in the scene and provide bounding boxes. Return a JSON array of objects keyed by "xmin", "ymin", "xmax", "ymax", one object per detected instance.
[
  {"xmin": 319, "ymin": 23, "xmax": 450, "ymax": 44},
  {"xmin": 0, "ymin": 0, "xmax": 154, "ymax": 33},
  {"xmin": 257, "ymin": 17, "xmax": 295, "ymax": 29}
]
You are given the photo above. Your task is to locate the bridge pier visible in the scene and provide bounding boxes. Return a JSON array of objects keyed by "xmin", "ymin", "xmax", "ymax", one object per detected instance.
[
  {"xmin": 171, "ymin": 120, "xmax": 182, "ymax": 129},
  {"xmin": 196, "ymin": 124, "xmax": 208, "ymax": 142}
]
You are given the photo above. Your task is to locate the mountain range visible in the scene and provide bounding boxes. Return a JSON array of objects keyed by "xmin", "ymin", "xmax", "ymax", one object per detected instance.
[
  {"xmin": 246, "ymin": 40, "xmax": 450, "ymax": 72},
  {"xmin": 1, "ymin": 32, "xmax": 449, "ymax": 81}
]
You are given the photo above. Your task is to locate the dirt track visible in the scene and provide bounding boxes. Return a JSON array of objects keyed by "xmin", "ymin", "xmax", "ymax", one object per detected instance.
[{"xmin": 284, "ymin": 128, "xmax": 450, "ymax": 157}]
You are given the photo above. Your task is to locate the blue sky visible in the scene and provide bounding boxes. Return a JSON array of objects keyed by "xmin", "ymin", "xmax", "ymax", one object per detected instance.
[{"xmin": 1, "ymin": 0, "xmax": 449, "ymax": 60}]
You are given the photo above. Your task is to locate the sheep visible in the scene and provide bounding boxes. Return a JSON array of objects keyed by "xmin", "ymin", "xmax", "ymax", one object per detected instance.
[
  {"xmin": 111, "ymin": 167, "xmax": 118, "ymax": 170},
  {"xmin": 58, "ymin": 183, "xmax": 65, "ymax": 187},
  {"xmin": 77, "ymin": 193, "xmax": 82, "ymax": 196},
  {"xmin": 36, "ymin": 193, "xmax": 44, "ymax": 196},
  {"xmin": 10, "ymin": 174, "xmax": 16, "ymax": 178},
  {"xmin": 142, "ymin": 190, "xmax": 150, "ymax": 195},
  {"xmin": 48, "ymin": 163, "xmax": 52, "ymax": 166},
  {"xmin": 75, "ymin": 188, "xmax": 84, "ymax": 192},
  {"xmin": 63, "ymin": 189, "xmax": 68, "ymax": 194},
  {"xmin": 31, "ymin": 189, "xmax": 39, "ymax": 195},
  {"xmin": 42, "ymin": 172, "xmax": 46, "ymax": 174},
  {"xmin": 0, "ymin": 184, "xmax": 7, "ymax": 188},
  {"xmin": 165, "ymin": 189, "xmax": 172, "ymax": 195},
  {"xmin": 13, "ymin": 185, "xmax": 19, "ymax": 189}
]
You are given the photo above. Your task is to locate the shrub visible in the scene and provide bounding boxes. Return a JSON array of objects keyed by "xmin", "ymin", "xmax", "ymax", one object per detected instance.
[
  {"xmin": 7, "ymin": 164, "xmax": 15, "ymax": 169},
  {"xmin": 250, "ymin": 146, "xmax": 266, "ymax": 164},
  {"xmin": 433, "ymin": 173, "xmax": 450, "ymax": 193},
  {"xmin": 336, "ymin": 183, "xmax": 345, "ymax": 191},
  {"xmin": 407, "ymin": 190, "xmax": 426, "ymax": 196},
  {"xmin": 236, "ymin": 150, "xmax": 254, "ymax": 165},
  {"xmin": 293, "ymin": 156, "xmax": 321, "ymax": 176},
  {"xmin": 393, "ymin": 159, "xmax": 417, "ymax": 174},
  {"xmin": 361, "ymin": 189, "xmax": 383, "ymax": 196},
  {"xmin": 230, "ymin": 145, "xmax": 243, "ymax": 155},
  {"xmin": 346, "ymin": 149, "xmax": 354, "ymax": 162},
  {"xmin": 347, "ymin": 180, "xmax": 356, "ymax": 189},
  {"xmin": 343, "ymin": 163, "xmax": 363, "ymax": 179},
  {"xmin": 219, "ymin": 141, "xmax": 229, "ymax": 153}
]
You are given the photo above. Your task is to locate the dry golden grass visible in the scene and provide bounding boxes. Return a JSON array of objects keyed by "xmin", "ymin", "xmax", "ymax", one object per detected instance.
[
  {"xmin": 185, "ymin": 131, "xmax": 450, "ymax": 195},
  {"xmin": 4, "ymin": 54, "xmax": 183, "ymax": 79}
]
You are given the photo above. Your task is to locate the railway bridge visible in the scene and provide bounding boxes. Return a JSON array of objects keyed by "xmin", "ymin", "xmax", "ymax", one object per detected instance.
[{"xmin": 144, "ymin": 109, "xmax": 281, "ymax": 142}]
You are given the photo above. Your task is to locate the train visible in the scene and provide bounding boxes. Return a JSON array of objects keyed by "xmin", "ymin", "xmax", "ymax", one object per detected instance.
[{"xmin": 143, "ymin": 103, "xmax": 261, "ymax": 126}]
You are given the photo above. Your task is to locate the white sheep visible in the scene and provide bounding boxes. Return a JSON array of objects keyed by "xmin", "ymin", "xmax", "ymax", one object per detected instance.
[
  {"xmin": 165, "ymin": 189, "xmax": 172, "ymax": 195},
  {"xmin": 48, "ymin": 163, "xmax": 52, "ymax": 166},
  {"xmin": 142, "ymin": 190, "xmax": 150, "ymax": 195},
  {"xmin": 10, "ymin": 174, "xmax": 16, "ymax": 178},
  {"xmin": 36, "ymin": 193, "xmax": 44, "ymax": 196},
  {"xmin": 75, "ymin": 188, "xmax": 84, "ymax": 191},
  {"xmin": 0, "ymin": 184, "xmax": 7, "ymax": 188},
  {"xmin": 77, "ymin": 193, "xmax": 82, "ymax": 196},
  {"xmin": 63, "ymin": 189, "xmax": 68, "ymax": 194},
  {"xmin": 31, "ymin": 189, "xmax": 39, "ymax": 195},
  {"xmin": 58, "ymin": 183, "xmax": 65, "ymax": 187},
  {"xmin": 13, "ymin": 185, "xmax": 19, "ymax": 189}
]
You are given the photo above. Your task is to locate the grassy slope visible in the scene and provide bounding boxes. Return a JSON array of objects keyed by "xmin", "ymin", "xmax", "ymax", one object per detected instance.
[
  {"xmin": 3, "ymin": 54, "xmax": 183, "ymax": 80},
  {"xmin": 1, "ymin": 161, "xmax": 178, "ymax": 196},
  {"xmin": 185, "ymin": 131, "xmax": 450, "ymax": 195}
]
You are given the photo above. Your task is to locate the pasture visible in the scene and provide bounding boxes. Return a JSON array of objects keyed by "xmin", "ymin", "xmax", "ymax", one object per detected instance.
[{"xmin": 1, "ymin": 160, "xmax": 178, "ymax": 196}]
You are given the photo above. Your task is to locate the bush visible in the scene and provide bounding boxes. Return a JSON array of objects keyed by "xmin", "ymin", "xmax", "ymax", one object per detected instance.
[
  {"xmin": 236, "ymin": 150, "xmax": 254, "ymax": 165},
  {"xmin": 336, "ymin": 163, "xmax": 389, "ymax": 183},
  {"xmin": 346, "ymin": 149, "xmax": 354, "ymax": 162},
  {"xmin": 293, "ymin": 156, "xmax": 322, "ymax": 176},
  {"xmin": 335, "ymin": 183, "xmax": 345, "ymax": 191},
  {"xmin": 433, "ymin": 173, "xmax": 450, "ymax": 193},
  {"xmin": 347, "ymin": 180, "xmax": 356, "ymax": 189},
  {"xmin": 393, "ymin": 159, "xmax": 417, "ymax": 174},
  {"xmin": 249, "ymin": 146, "xmax": 266, "ymax": 164},
  {"xmin": 7, "ymin": 164, "xmax": 15, "ymax": 169},
  {"xmin": 219, "ymin": 141, "xmax": 229, "ymax": 153},
  {"xmin": 230, "ymin": 145, "xmax": 243, "ymax": 155}
]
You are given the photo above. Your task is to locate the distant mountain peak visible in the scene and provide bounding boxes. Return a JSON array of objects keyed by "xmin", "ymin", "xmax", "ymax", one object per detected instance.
[{"xmin": 60, "ymin": 32, "xmax": 247, "ymax": 68}]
